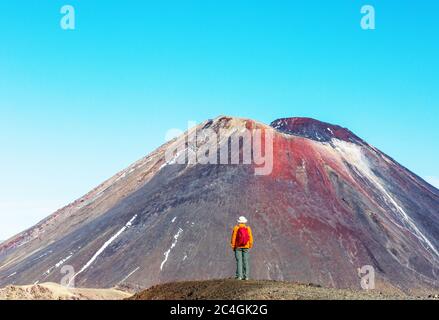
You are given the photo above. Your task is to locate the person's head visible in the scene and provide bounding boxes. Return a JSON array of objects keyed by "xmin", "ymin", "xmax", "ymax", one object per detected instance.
[{"xmin": 237, "ymin": 216, "xmax": 248, "ymax": 224}]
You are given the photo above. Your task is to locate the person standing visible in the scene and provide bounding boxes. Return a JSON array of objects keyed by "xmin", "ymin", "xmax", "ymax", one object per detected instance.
[{"xmin": 230, "ymin": 216, "xmax": 253, "ymax": 280}]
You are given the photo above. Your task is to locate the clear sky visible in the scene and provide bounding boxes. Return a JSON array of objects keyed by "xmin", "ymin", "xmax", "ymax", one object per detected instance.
[{"xmin": 0, "ymin": 1, "xmax": 438, "ymax": 240}]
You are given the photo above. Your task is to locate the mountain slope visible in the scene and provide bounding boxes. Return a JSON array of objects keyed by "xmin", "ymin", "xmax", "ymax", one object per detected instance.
[{"xmin": 0, "ymin": 116, "xmax": 438, "ymax": 290}]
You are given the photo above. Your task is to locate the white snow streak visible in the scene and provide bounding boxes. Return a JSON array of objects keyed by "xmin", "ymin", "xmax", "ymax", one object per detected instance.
[
  {"xmin": 7, "ymin": 272, "xmax": 16, "ymax": 278},
  {"xmin": 55, "ymin": 254, "xmax": 72, "ymax": 268},
  {"xmin": 160, "ymin": 228, "xmax": 183, "ymax": 271},
  {"xmin": 119, "ymin": 266, "xmax": 140, "ymax": 284},
  {"xmin": 17, "ymin": 240, "xmax": 29, "ymax": 248},
  {"xmin": 333, "ymin": 140, "xmax": 439, "ymax": 259},
  {"xmin": 36, "ymin": 251, "xmax": 52, "ymax": 260},
  {"xmin": 68, "ymin": 214, "xmax": 137, "ymax": 285},
  {"xmin": 43, "ymin": 254, "xmax": 73, "ymax": 276},
  {"xmin": 171, "ymin": 217, "xmax": 177, "ymax": 223}
]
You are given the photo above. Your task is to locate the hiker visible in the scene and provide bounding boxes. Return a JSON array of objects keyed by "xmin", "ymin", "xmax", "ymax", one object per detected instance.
[{"xmin": 230, "ymin": 216, "xmax": 253, "ymax": 280}]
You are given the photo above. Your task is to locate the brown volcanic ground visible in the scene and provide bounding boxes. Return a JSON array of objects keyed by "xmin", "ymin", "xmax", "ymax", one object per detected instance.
[
  {"xmin": 129, "ymin": 279, "xmax": 439, "ymax": 300},
  {"xmin": 0, "ymin": 116, "xmax": 438, "ymax": 291}
]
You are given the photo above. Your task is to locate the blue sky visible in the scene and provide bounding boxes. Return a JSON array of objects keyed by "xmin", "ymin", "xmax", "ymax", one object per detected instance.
[{"xmin": 0, "ymin": 1, "xmax": 438, "ymax": 240}]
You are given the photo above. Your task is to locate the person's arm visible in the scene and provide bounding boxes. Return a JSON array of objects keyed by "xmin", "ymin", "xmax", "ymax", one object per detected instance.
[
  {"xmin": 248, "ymin": 226, "xmax": 253, "ymax": 248},
  {"xmin": 230, "ymin": 226, "xmax": 237, "ymax": 249}
]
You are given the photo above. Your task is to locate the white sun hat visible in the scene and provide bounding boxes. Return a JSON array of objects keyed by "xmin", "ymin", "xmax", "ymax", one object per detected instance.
[{"xmin": 237, "ymin": 216, "xmax": 248, "ymax": 224}]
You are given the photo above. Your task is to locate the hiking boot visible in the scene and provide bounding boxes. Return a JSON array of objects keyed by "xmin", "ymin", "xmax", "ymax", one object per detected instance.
[
  {"xmin": 243, "ymin": 278, "xmax": 249, "ymax": 281},
  {"xmin": 235, "ymin": 277, "xmax": 242, "ymax": 280}
]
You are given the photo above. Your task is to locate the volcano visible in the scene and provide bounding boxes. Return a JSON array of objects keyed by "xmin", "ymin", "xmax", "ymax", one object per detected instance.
[{"xmin": 0, "ymin": 116, "xmax": 438, "ymax": 291}]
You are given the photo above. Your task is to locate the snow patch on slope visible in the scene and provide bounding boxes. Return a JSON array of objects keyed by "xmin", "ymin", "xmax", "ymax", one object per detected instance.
[
  {"xmin": 17, "ymin": 240, "xmax": 29, "ymax": 248},
  {"xmin": 43, "ymin": 254, "xmax": 73, "ymax": 276},
  {"xmin": 55, "ymin": 254, "xmax": 72, "ymax": 268},
  {"xmin": 332, "ymin": 140, "xmax": 439, "ymax": 259},
  {"xmin": 69, "ymin": 214, "xmax": 137, "ymax": 285},
  {"xmin": 160, "ymin": 228, "xmax": 183, "ymax": 271},
  {"xmin": 118, "ymin": 266, "xmax": 140, "ymax": 284}
]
